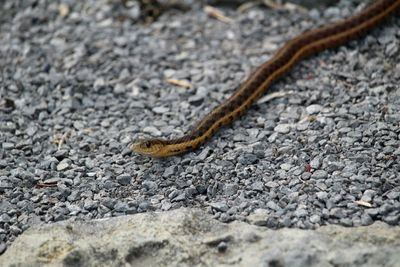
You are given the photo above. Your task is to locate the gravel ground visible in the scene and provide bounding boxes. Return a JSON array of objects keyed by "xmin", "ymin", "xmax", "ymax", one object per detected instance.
[{"xmin": 1, "ymin": 0, "xmax": 399, "ymax": 252}]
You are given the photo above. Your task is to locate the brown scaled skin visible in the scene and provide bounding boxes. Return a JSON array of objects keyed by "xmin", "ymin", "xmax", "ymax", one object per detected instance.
[{"xmin": 132, "ymin": 0, "xmax": 400, "ymax": 158}]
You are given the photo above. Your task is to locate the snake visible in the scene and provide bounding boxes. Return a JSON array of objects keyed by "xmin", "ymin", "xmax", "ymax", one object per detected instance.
[{"xmin": 132, "ymin": 0, "xmax": 400, "ymax": 157}]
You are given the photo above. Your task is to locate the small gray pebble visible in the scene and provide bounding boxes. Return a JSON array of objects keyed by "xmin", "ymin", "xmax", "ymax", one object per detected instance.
[
  {"xmin": 56, "ymin": 159, "xmax": 71, "ymax": 171},
  {"xmin": 267, "ymin": 201, "xmax": 281, "ymax": 211},
  {"xmin": 296, "ymin": 121, "xmax": 309, "ymax": 131},
  {"xmin": 163, "ymin": 166, "xmax": 177, "ymax": 177},
  {"xmin": 173, "ymin": 193, "xmax": 186, "ymax": 202},
  {"xmin": 251, "ymin": 181, "xmax": 264, "ymax": 191},
  {"xmin": 309, "ymin": 214, "xmax": 321, "ymax": 223},
  {"xmin": 330, "ymin": 208, "xmax": 345, "ymax": 219},
  {"xmin": 138, "ymin": 201, "xmax": 150, "ymax": 211},
  {"xmin": 340, "ymin": 218, "xmax": 353, "ymax": 227},
  {"xmin": 114, "ymin": 202, "xmax": 128, "ymax": 212},
  {"xmin": 10, "ymin": 225, "xmax": 22, "ymax": 235},
  {"xmin": 0, "ymin": 214, "xmax": 11, "ymax": 223},
  {"xmin": 280, "ymin": 163, "xmax": 292, "ymax": 171},
  {"xmin": 265, "ymin": 181, "xmax": 279, "ymax": 188},
  {"xmin": 361, "ymin": 213, "xmax": 373, "ymax": 226},
  {"xmin": 143, "ymin": 126, "xmax": 161, "ymax": 136},
  {"xmin": 310, "ymin": 157, "xmax": 321, "ymax": 169},
  {"xmin": 274, "ymin": 124, "xmax": 291, "ymax": 134},
  {"xmin": 366, "ymin": 208, "xmax": 380, "ymax": 217},
  {"xmin": 294, "ymin": 209, "xmax": 308, "ymax": 218},
  {"xmin": 386, "ymin": 191, "xmax": 400, "ymax": 200},
  {"xmin": 316, "ymin": 192, "xmax": 328, "ymax": 201},
  {"xmin": 238, "ymin": 153, "xmax": 258, "ymax": 165},
  {"xmin": 361, "ymin": 189, "xmax": 376, "ymax": 203},
  {"xmin": 152, "ymin": 106, "xmax": 169, "ymax": 114},
  {"xmin": 196, "ymin": 185, "xmax": 207, "ymax": 195},
  {"xmin": 306, "ymin": 104, "xmax": 322, "ymax": 114},
  {"xmin": 2, "ymin": 142, "xmax": 15, "ymax": 149},
  {"xmin": 311, "ymin": 170, "xmax": 328, "ymax": 179},
  {"xmin": 142, "ymin": 181, "xmax": 158, "ymax": 191},
  {"xmin": 223, "ymin": 184, "xmax": 238, "ymax": 196},
  {"xmin": 217, "ymin": 241, "xmax": 228, "ymax": 253},
  {"xmin": 117, "ymin": 174, "xmax": 132, "ymax": 185},
  {"xmin": 209, "ymin": 202, "xmax": 229, "ymax": 212},
  {"xmin": 83, "ymin": 200, "xmax": 98, "ymax": 211}
]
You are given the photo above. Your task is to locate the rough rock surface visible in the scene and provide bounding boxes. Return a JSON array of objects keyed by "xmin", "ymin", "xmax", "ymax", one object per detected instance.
[{"xmin": 2, "ymin": 208, "xmax": 400, "ymax": 267}]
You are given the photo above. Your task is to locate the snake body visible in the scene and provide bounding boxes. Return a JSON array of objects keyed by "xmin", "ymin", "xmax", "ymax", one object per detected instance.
[{"xmin": 133, "ymin": 0, "xmax": 400, "ymax": 157}]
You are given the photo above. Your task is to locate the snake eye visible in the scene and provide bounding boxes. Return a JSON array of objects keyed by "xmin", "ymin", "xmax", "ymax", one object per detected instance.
[{"xmin": 145, "ymin": 141, "xmax": 151, "ymax": 148}]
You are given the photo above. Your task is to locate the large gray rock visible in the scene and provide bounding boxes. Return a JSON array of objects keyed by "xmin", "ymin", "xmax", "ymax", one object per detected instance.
[{"xmin": 2, "ymin": 208, "xmax": 400, "ymax": 267}]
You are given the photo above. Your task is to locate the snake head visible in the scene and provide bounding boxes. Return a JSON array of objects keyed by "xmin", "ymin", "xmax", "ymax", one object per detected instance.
[{"xmin": 131, "ymin": 138, "xmax": 169, "ymax": 157}]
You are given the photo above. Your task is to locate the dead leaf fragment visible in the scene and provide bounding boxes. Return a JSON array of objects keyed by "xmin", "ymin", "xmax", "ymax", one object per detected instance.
[
  {"xmin": 355, "ymin": 200, "xmax": 373, "ymax": 208},
  {"xmin": 166, "ymin": 78, "xmax": 192, "ymax": 89},
  {"xmin": 36, "ymin": 181, "xmax": 58, "ymax": 188},
  {"xmin": 82, "ymin": 128, "xmax": 95, "ymax": 134},
  {"xmin": 262, "ymin": 0, "xmax": 307, "ymax": 13},
  {"xmin": 204, "ymin": 5, "xmax": 233, "ymax": 24},
  {"xmin": 262, "ymin": 0, "xmax": 282, "ymax": 9},
  {"xmin": 58, "ymin": 3, "xmax": 70, "ymax": 17}
]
